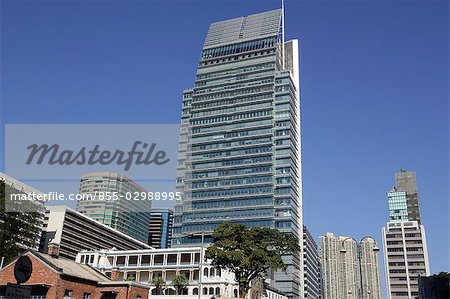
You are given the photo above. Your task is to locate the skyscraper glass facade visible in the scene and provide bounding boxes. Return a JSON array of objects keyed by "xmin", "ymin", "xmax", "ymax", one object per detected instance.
[
  {"xmin": 77, "ymin": 172, "xmax": 152, "ymax": 243},
  {"xmin": 173, "ymin": 9, "xmax": 303, "ymax": 298},
  {"xmin": 387, "ymin": 191, "xmax": 408, "ymax": 223}
]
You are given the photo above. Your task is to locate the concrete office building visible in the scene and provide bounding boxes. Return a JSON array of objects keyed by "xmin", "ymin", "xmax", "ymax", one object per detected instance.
[
  {"xmin": 148, "ymin": 208, "xmax": 173, "ymax": 248},
  {"xmin": 382, "ymin": 170, "xmax": 430, "ymax": 299},
  {"xmin": 39, "ymin": 205, "xmax": 151, "ymax": 260},
  {"xmin": 303, "ymin": 225, "xmax": 321, "ymax": 299},
  {"xmin": 0, "ymin": 172, "xmax": 45, "ymax": 251},
  {"xmin": 319, "ymin": 233, "xmax": 381, "ymax": 299},
  {"xmin": 173, "ymin": 8, "xmax": 303, "ymax": 298},
  {"xmin": 77, "ymin": 172, "xmax": 152, "ymax": 243}
]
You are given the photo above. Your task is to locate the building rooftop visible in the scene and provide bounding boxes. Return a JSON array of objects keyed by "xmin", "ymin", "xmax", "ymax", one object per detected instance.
[{"xmin": 203, "ymin": 9, "xmax": 282, "ymax": 48}]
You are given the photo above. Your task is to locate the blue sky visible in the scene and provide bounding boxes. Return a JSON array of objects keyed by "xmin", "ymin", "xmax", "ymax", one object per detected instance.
[{"xmin": 1, "ymin": 0, "xmax": 448, "ymax": 292}]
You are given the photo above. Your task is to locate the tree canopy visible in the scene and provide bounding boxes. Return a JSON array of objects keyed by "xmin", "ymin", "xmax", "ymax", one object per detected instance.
[
  {"xmin": 205, "ymin": 222, "xmax": 301, "ymax": 298},
  {"xmin": 0, "ymin": 180, "xmax": 43, "ymax": 263},
  {"xmin": 172, "ymin": 273, "xmax": 188, "ymax": 295}
]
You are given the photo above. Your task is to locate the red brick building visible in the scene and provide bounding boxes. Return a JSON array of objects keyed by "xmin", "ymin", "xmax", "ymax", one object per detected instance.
[{"xmin": 0, "ymin": 248, "xmax": 149, "ymax": 299}]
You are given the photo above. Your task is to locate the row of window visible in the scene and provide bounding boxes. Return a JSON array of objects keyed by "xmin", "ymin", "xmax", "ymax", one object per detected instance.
[
  {"xmin": 180, "ymin": 220, "xmax": 273, "ymax": 232},
  {"xmin": 195, "ymin": 78, "xmax": 273, "ymax": 94},
  {"xmin": 191, "ymin": 101, "xmax": 272, "ymax": 118},
  {"xmin": 201, "ymin": 37, "xmax": 278, "ymax": 59},
  {"xmin": 191, "ymin": 110, "xmax": 271, "ymax": 125},
  {"xmin": 190, "ymin": 175, "xmax": 272, "ymax": 189},
  {"xmin": 195, "ymin": 70, "xmax": 273, "ymax": 88},
  {"xmin": 191, "ymin": 118, "xmax": 272, "ymax": 135},
  {"xmin": 191, "ymin": 186, "xmax": 273, "ymax": 199},
  {"xmin": 192, "ymin": 128, "xmax": 272, "ymax": 143},
  {"xmin": 192, "ymin": 165, "xmax": 272, "ymax": 179},
  {"xmin": 193, "ymin": 85, "xmax": 272, "ymax": 103},
  {"xmin": 192, "ymin": 136, "xmax": 272, "ymax": 151},
  {"xmin": 191, "ymin": 146, "xmax": 272, "ymax": 160},
  {"xmin": 192, "ymin": 196, "xmax": 273, "ymax": 210},
  {"xmin": 191, "ymin": 92, "xmax": 272, "ymax": 112},
  {"xmin": 192, "ymin": 155, "xmax": 272, "ymax": 170},
  {"xmin": 182, "ymin": 208, "xmax": 273, "ymax": 222},
  {"xmin": 196, "ymin": 62, "xmax": 275, "ymax": 80}
]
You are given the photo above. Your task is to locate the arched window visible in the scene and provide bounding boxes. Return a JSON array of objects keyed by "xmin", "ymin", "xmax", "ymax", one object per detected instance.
[
  {"xmin": 193, "ymin": 288, "xmax": 199, "ymax": 295},
  {"xmin": 234, "ymin": 289, "xmax": 238, "ymax": 298},
  {"xmin": 215, "ymin": 287, "xmax": 220, "ymax": 295},
  {"xmin": 204, "ymin": 268, "xmax": 209, "ymax": 277},
  {"xmin": 209, "ymin": 268, "xmax": 214, "ymax": 277},
  {"xmin": 209, "ymin": 287, "xmax": 214, "ymax": 295},
  {"xmin": 203, "ymin": 287, "xmax": 208, "ymax": 295},
  {"xmin": 216, "ymin": 267, "xmax": 221, "ymax": 277}
]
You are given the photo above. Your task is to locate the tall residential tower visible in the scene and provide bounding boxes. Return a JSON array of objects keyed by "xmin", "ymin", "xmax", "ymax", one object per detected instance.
[
  {"xmin": 382, "ymin": 170, "xmax": 430, "ymax": 299},
  {"xmin": 173, "ymin": 8, "xmax": 303, "ymax": 298},
  {"xmin": 319, "ymin": 233, "xmax": 381, "ymax": 299}
]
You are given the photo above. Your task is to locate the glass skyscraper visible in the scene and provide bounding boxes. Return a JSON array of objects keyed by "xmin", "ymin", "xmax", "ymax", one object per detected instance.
[
  {"xmin": 77, "ymin": 172, "xmax": 152, "ymax": 243},
  {"xmin": 173, "ymin": 8, "xmax": 303, "ymax": 298}
]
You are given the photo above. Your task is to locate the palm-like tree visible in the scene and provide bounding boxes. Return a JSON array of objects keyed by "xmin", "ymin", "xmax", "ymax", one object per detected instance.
[
  {"xmin": 151, "ymin": 277, "xmax": 166, "ymax": 295},
  {"xmin": 172, "ymin": 273, "xmax": 188, "ymax": 295}
]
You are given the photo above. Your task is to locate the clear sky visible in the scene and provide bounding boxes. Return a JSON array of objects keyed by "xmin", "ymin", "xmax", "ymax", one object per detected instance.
[{"xmin": 1, "ymin": 0, "xmax": 448, "ymax": 293}]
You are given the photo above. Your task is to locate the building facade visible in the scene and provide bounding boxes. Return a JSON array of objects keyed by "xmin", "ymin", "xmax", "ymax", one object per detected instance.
[
  {"xmin": 172, "ymin": 8, "xmax": 303, "ymax": 298},
  {"xmin": 0, "ymin": 250, "xmax": 149, "ymax": 299},
  {"xmin": 303, "ymin": 225, "xmax": 321, "ymax": 299},
  {"xmin": 76, "ymin": 247, "xmax": 239, "ymax": 298},
  {"xmin": 39, "ymin": 205, "xmax": 151, "ymax": 260},
  {"xmin": 148, "ymin": 208, "xmax": 173, "ymax": 248},
  {"xmin": 319, "ymin": 233, "xmax": 381, "ymax": 299},
  {"xmin": 77, "ymin": 172, "xmax": 152, "ymax": 243},
  {"xmin": 382, "ymin": 171, "xmax": 430, "ymax": 299}
]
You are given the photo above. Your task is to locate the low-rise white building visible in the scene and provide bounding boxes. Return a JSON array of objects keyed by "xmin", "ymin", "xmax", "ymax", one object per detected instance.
[
  {"xmin": 76, "ymin": 247, "xmax": 239, "ymax": 298},
  {"xmin": 76, "ymin": 247, "xmax": 288, "ymax": 299}
]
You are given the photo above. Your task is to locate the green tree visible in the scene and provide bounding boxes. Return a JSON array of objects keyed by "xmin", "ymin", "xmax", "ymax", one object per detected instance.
[
  {"xmin": 151, "ymin": 277, "xmax": 166, "ymax": 295},
  {"xmin": 172, "ymin": 273, "xmax": 188, "ymax": 295},
  {"xmin": 205, "ymin": 222, "xmax": 301, "ymax": 298},
  {"xmin": 0, "ymin": 180, "xmax": 42, "ymax": 264}
]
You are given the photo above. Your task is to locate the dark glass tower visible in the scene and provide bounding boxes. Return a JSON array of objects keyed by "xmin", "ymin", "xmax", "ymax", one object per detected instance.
[{"xmin": 173, "ymin": 9, "xmax": 303, "ymax": 298}]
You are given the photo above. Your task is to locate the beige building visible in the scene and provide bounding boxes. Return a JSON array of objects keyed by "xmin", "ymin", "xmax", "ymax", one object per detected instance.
[
  {"xmin": 382, "ymin": 171, "xmax": 430, "ymax": 299},
  {"xmin": 319, "ymin": 233, "xmax": 381, "ymax": 299}
]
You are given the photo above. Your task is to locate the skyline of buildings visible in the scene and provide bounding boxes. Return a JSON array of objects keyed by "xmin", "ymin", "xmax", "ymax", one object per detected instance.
[
  {"xmin": 0, "ymin": 3, "xmax": 446, "ymax": 298},
  {"xmin": 172, "ymin": 8, "xmax": 303, "ymax": 298},
  {"xmin": 76, "ymin": 171, "xmax": 152, "ymax": 243},
  {"xmin": 319, "ymin": 232, "xmax": 382, "ymax": 299},
  {"xmin": 382, "ymin": 170, "xmax": 430, "ymax": 299}
]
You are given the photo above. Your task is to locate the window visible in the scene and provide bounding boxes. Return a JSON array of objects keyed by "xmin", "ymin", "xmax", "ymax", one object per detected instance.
[
  {"xmin": 83, "ymin": 294, "xmax": 91, "ymax": 299},
  {"xmin": 64, "ymin": 290, "xmax": 73, "ymax": 298}
]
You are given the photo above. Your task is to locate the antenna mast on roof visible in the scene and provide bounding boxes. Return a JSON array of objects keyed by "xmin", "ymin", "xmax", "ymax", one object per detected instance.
[{"xmin": 281, "ymin": 0, "xmax": 286, "ymax": 70}]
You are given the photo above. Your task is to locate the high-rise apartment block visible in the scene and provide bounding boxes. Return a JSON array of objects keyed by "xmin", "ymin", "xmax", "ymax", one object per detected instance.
[
  {"xmin": 303, "ymin": 225, "xmax": 322, "ymax": 299},
  {"xmin": 173, "ymin": 8, "xmax": 303, "ymax": 298},
  {"xmin": 76, "ymin": 172, "xmax": 151, "ymax": 243},
  {"xmin": 148, "ymin": 208, "xmax": 173, "ymax": 248},
  {"xmin": 319, "ymin": 233, "xmax": 381, "ymax": 299},
  {"xmin": 382, "ymin": 170, "xmax": 430, "ymax": 299}
]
